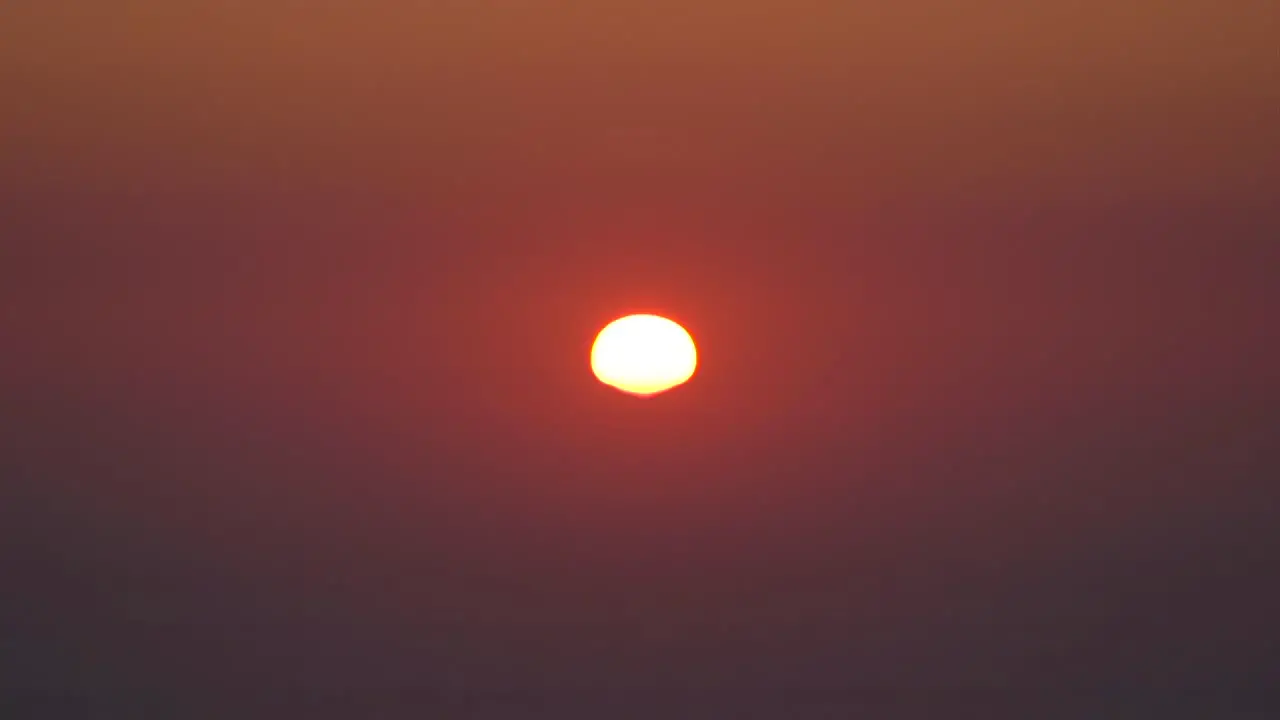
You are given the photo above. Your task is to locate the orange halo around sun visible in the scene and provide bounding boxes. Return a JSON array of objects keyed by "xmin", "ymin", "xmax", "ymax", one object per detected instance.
[{"xmin": 590, "ymin": 314, "xmax": 697, "ymax": 397}]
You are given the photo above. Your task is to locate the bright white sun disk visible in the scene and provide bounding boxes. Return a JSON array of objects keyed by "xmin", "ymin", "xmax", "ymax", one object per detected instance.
[{"xmin": 590, "ymin": 314, "xmax": 697, "ymax": 396}]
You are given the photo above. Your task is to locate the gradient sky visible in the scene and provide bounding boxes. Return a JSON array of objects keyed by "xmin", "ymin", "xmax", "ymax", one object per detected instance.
[{"xmin": 2, "ymin": 3, "xmax": 1278, "ymax": 717}]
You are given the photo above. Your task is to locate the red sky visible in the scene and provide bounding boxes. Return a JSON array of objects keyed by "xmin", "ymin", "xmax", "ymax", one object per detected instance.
[{"xmin": 2, "ymin": 3, "xmax": 1278, "ymax": 716}]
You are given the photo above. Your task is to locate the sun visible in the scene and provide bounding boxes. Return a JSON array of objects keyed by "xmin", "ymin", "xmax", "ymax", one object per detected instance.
[{"xmin": 590, "ymin": 314, "xmax": 697, "ymax": 397}]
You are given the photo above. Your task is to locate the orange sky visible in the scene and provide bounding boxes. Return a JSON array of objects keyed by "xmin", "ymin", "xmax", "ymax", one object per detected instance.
[
  {"xmin": 4, "ymin": 5, "xmax": 1280, "ymax": 714},
  {"xmin": 4, "ymin": 2, "xmax": 1276, "ymax": 202}
]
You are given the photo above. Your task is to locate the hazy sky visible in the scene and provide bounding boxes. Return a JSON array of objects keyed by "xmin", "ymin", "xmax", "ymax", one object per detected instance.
[{"xmin": 2, "ymin": 3, "xmax": 1278, "ymax": 717}]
